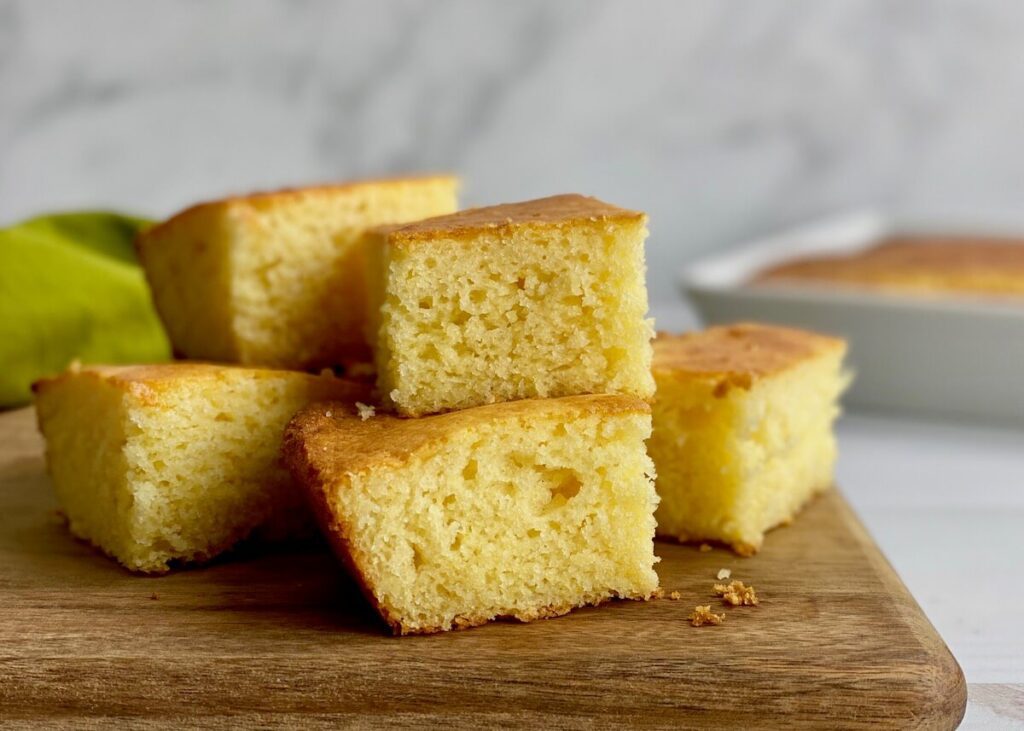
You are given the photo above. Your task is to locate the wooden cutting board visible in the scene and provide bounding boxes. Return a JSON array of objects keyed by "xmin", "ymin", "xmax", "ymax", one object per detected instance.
[{"xmin": 0, "ymin": 407, "xmax": 966, "ymax": 729}]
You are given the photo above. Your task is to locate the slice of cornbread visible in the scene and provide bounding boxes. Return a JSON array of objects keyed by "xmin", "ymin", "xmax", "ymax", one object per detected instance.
[
  {"xmin": 365, "ymin": 194, "xmax": 655, "ymax": 416},
  {"xmin": 649, "ymin": 323, "xmax": 849, "ymax": 555},
  {"xmin": 33, "ymin": 364, "xmax": 369, "ymax": 573},
  {"xmin": 283, "ymin": 395, "xmax": 660, "ymax": 635},
  {"xmin": 137, "ymin": 176, "xmax": 459, "ymax": 369}
]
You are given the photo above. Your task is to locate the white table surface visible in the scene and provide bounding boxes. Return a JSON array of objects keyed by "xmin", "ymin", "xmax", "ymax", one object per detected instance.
[{"xmin": 654, "ymin": 300, "xmax": 1024, "ymax": 729}]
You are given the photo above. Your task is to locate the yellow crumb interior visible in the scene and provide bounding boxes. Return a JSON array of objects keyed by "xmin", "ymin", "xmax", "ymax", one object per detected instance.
[
  {"xmin": 136, "ymin": 204, "xmax": 235, "ymax": 361},
  {"xmin": 649, "ymin": 350, "xmax": 847, "ymax": 554},
  {"xmin": 141, "ymin": 179, "xmax": 458, "ymax": 368},
  {"xmin": 36, "ymin": 376, "xmax": 135, "ymax": 559},
  {"xmin": 331, "ymin": 409, "xmax": 659, "ymax": 634},
  {"xmin": 369, "ymin": 218, "xmax": 655, "ymax": 415},
  {"xmin": 36, "ymin": 371, "xmax": 351, "ymax": 573}
]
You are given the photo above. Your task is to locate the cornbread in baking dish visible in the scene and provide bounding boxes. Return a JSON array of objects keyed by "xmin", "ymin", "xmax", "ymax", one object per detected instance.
[
  {"xmin": 649, "ymin": 323, "xmax": 849, "ymax": 555},
  {"xmin": 283, "ymin": 395, "xmax": 661, "ymax": 635},
  {"xmin": 136, "ymin": 177, "xmax": 459, "ymax": 369},
  {"xmin": 33, "ymin": 364, "xmax": 369, "ymax": 573},
  {"xmin": 364, "ymin": 194, "xmax": 655, "ymax": 416},
  {"xmin": 752, "ymin": 236, "xmax": 1024, "ymax": 298}
]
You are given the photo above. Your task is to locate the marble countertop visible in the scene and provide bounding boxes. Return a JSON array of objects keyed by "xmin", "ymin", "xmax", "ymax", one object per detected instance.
[{"xmin": 656, "ymin": 300, "xmax": 1024, "ymax": 729}]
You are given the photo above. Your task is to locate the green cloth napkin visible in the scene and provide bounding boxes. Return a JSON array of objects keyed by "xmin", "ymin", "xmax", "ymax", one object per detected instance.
[{"xmin": 0, "ymin": 211, "xmax": 171, "ymax": 408}]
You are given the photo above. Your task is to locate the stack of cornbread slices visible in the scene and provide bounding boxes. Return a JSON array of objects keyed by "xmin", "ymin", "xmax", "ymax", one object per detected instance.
[
  {"xmin": 284, "ymin": 195, "xmax": 662, "ymax": 633},
  {"xmin": 34, "ymin": 176, "xmax": 849, "ymax": 635}
]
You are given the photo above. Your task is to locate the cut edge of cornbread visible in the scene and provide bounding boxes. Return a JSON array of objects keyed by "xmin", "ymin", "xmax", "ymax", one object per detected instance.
[
  {"xmin": 365, "ymin": 194, "xmax": 656, "ymax": 416},
  {"xmin": 283, "ymin": 394, "xmax": 661, "ymax": 635},
  {"xmin": 33, "ymin": 363, "xmax": 371, "ymax": 573},
  {"xmin": 136, "ymin": 175, "xmax": 459, "ymax": 369},
  {"xmin": 649, "ymin": 323, "xmax": 850, "ymax": 555}
]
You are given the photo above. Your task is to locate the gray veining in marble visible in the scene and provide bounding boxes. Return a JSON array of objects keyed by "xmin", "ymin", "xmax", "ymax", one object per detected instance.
[{"xmin": 3, "ymin": 0, "xmax": 1024, "ymax": 304}]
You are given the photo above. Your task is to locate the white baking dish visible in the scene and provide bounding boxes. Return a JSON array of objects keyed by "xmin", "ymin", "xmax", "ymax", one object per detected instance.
[{"xmin": 679, "ymin": 211, "xmax": 1024, "ymax": 426}]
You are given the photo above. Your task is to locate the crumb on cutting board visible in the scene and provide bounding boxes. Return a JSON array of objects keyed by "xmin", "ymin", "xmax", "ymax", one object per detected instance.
[
  {"xmin": 714, "ymin": 580, "xmax": 759, "ymax": 606},
  {"xmin": 669, "ymin": 591, "xmax": 682, "ymax": 601},
  {"xmin": 690, "ymin": 605, "xmax": 725, "ymax": 626},
  {"xmin": 698, "ymin": 543, "xmax": 712, "ymax": 553},
  {"xmin": 356, "ymin": 402, "xmax": 376, "ymax": 421},
  {"xmin": 717, "ymin": 568, "xmax": 731, "ymax": 580}
]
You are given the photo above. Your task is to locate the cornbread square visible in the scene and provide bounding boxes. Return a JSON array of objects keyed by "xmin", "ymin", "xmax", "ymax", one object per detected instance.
[
  {"xmin": 33, "ymin": 364, "xmax": 369, "ymax": 573},
  {"xmin": 283, "ymin": 395, "xmax": 660, "ymax": 635},
  {"xmin": 649, "ymin": 323, "xmax": 849, "ymax": 555},
  {"xmin": 365, "ymin": 194, "xmax": 655, "ymax": 416},
  {"xmin": 137, "ymin": 176, "xmax": 458, "ymax": 369}
]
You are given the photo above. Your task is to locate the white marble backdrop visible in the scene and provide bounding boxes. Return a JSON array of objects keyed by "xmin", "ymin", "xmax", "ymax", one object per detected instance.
[{"xmin": 3, "ymin": 0, "xmax": 1024, "ymax": 302}]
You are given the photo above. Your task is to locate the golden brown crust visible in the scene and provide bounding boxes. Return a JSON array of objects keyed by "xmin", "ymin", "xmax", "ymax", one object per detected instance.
[
  {"xmin": 380, "ymin": 194, "xmax": 645, "ymax": 245},
  {"xmin": 138, "ymin": 175, "xmax": 460, "ymax": 241},
  {"xmin": 32, "ymin": 362, "xmax": 372, "ymax": 407},
  {"xmin": 283, "ymin": 394, "xmax": 649, "ymax": 480},
  {"xmin": 653, "ymin": 323, "xmax": 846, "ymax": 392},
  {"xmin": 387, "ymin": 592, "xmax": 651, "ymax": 636},
  {"xmin": 752, "ymin": 236, "xmax": 1024, "ymax": 297}
]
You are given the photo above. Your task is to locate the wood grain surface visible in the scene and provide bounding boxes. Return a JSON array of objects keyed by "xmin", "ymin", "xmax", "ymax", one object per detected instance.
[{"xmin": 0, "ymin": 407, "xmax": 967, "ymax": 729}]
